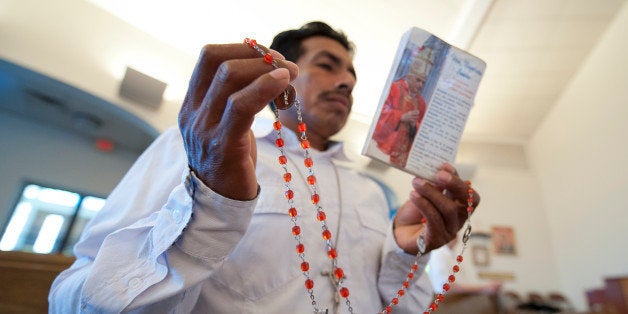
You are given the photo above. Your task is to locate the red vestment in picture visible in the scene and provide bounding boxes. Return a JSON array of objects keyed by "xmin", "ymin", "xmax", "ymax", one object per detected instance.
[{"xmin": 373, "ymin": 78, "xmax": 426, "ymax": 167}]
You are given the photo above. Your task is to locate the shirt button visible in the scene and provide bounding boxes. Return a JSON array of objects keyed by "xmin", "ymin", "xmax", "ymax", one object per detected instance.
[
  {"xmin": 172, "ymin": 208, "xmax": 183, "ymax": 224},
  {"xmin": 129, "ymin": 277, "xmax": 142, "ymax": 290}
]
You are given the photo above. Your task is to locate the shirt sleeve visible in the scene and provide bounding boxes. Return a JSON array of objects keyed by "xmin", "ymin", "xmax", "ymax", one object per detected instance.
[
  {"xmin": 426, "ymin": 247, "xmax": 451, "ymax": 294},
  {"xmin": 48, "ymin": 127, "xmax": 257, "ymax": 313},
  {"xmin": 377, "ymin": 222, "xmax": 434, "ymax": 314}
]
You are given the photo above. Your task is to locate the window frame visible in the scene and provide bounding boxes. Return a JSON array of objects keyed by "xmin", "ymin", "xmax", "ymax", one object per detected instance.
[{"xmin": 0, "ymin": 180, "xmax": 105, "ymax": 255}]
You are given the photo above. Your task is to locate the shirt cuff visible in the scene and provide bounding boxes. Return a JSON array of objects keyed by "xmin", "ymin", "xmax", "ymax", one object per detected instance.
[
  {"xmin": 383, "ymin": 221, "xmax": 431, "ymax": 268},
  {"xmin": 175, "ymin": 170, "xmax": 259, "ymax": 262}
]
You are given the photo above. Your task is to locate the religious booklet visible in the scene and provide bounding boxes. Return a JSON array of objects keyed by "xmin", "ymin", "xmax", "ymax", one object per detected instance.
[{"xmin": 362, "ymin": 26, "xmax": 486, "ymax": 181}]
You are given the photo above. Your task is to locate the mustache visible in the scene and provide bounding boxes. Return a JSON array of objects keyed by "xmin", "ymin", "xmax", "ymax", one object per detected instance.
[
  {"xmin": 322, "ymin": 88, "xmax": 351, "ymax": 97},
  {"xmin": 320, "ymin": 90, "xmax": 352, "ymax": 103}
]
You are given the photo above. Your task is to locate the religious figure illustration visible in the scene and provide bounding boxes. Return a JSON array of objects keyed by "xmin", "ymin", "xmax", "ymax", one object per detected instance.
[{"xmin": 372, "ymin": 47, "xmax": 432, "ymax": 168}]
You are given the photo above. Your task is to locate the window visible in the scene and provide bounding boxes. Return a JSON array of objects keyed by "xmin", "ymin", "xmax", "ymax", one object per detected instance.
[{"xmin": 0, "ymin": 183, "xmax": 105, "ymax": 255}]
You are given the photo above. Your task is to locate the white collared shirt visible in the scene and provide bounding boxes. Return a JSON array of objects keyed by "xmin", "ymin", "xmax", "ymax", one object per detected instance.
[{"xmin": 49, "ymin": 119, "xmax": 432, "ymax": 313}]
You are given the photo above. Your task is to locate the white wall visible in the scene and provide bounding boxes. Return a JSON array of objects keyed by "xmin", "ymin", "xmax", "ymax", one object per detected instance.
[
  {"xmin": 0, "ymin": 113, "xmax": 141, "ymax": 225},
  {"xmin": 528, "ymin": 2, "xmax": 628, "ymax": 311},
  {"xmin": 0, "ymin": 0, "xmax": 188, "ymax": 132},
  {"xmin": 466, "ymin": 166, "xmax": 559, "ymax": 294}
]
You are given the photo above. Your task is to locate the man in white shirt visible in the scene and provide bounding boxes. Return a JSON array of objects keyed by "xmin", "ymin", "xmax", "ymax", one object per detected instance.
[{"xmin": 49, "ymin": 21, "xmax": 479, "ymax": 313}]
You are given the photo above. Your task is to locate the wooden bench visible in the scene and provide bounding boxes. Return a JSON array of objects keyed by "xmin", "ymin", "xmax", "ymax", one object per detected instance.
[{"xmin": 0, "ymin": 251, "xmax": 74, "ymax": 313}]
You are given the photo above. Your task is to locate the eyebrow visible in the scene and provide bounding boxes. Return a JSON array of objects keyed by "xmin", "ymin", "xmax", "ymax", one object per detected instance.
[{"xmin": 314, "ymin": 50, "xmax": 357, "ymax": 80}]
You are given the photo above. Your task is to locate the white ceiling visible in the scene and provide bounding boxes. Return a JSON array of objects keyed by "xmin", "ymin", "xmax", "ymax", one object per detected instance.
[
  {"xmin": 466, "ymin": 0, "xmax": 626, "ymax": 144},
  {"xmin": 1, "ymin": 0, "xmax": 625, "ymax": 148},
  {"xmin": 86, "ymin": 0, "xmax": 625, "ymax": 146}
]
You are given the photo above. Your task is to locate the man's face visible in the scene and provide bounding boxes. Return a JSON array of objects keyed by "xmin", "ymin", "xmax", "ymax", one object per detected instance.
[
  {"xmin": 288, "ymin": 36, "xmax": 356, "ymax": 139},
  {"xmin": 407, "ymin": 74, "xmax": 425, "ymax": 94}
]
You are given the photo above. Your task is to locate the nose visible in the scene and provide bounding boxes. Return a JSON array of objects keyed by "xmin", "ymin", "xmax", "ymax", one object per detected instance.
[{"xmin": 335, "ymin": 71, "xmax": 356, "ymax": 96}]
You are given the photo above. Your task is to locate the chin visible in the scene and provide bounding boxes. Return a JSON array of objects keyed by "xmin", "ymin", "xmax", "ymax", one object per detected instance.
[{"xmin": 332, "ymin": 118, "xmax": 348, "ymax": 133}]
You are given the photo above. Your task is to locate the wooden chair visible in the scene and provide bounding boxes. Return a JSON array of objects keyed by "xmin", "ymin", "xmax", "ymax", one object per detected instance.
[
  {"xmin": 0, "ymin": 251, "xmax": 74, "ymax": 313},
  {"xmin": 501, "ymin": 290, "xmax": 523, "ymax": 313},
  {"xmin": 434, "ymin": 292, "xmax": 501, "ymax": 314},
  {"xmin": 547, "ymin": 292, "xmax": 574, "ymax": 313},
  {"xmin": 587, "ymin": 276, "xmax": 628, "ymax": 314}
]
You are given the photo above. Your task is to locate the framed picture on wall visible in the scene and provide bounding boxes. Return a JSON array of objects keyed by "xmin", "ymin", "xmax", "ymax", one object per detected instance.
[
  {"xmin": 492, "ymin": 226, "xmax": 517, "ymax": 255},
  {"xmin": 471, "ymin": 244, "xmax": 491, "ymax": 267}
]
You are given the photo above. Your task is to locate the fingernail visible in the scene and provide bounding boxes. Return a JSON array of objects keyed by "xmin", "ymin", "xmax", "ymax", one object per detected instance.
[
  {"xmin": 268, "ymin": 49, "xmax": 285, "ymax": 60},
  {"xmin": 441, "ymin": 163, "xmax": 455, "ymax": 173},
  {"xmin": 269, "ymin": 67, "xmax": 289, "ymax": 80},
  {"xmin": 286, "ymin": 61, "xmax": 299, "ymax": 73},
  {"xmin": 414, "ymin": 177, "xmax": 426, "ymax": 186},
  {"xmin": 436, "ymin": 171, "xmax": 451, "ymax": 183}
]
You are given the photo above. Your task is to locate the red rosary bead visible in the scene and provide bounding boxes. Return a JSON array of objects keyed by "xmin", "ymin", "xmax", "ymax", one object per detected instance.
[
  {"xmin": 273, "ymin": 121, "xmax": 282, "ymax": 130},
  {"xmin": 448, "ymin": 275, "xmax": 456, "ymax": 283},
  {"xmin": 296, "ymin": 244, "xmax": 305, "ymax": 254},
  {"xmin": 248, "ymin": 39, "xmax": 257, "ymax": 47},
  {"xmin": 292, "ymin": 225, "xmax": 301, "ymax": 236},
  {"xmin": 301, "ymin": 261, "xmax": 309, "ymax": 271},
  {"xmin": 411, "ymin": 264, "xmax": 419, "ymax": 271},
  {"xmin": 278, "ymin": 155, "xmax": 287, "ymax": 165},
  {"xmin": 443, "ymin": 283, "xmax": 450, "ymax": 292},
  {"xmin": 339, "ymin": 287, "xmax": 350, "ymax": 298},
  {"xmin": 334, "ymin": 267, "xmax": 344, "ymax": 280},
  {"xmin": 328, "ymin": 248, "xmax": 337, "ymax": 259},
  {"xmin": 403, "ymin": 281, "xmax": 410, "ymax": 288},
  {"xmin": 311, "ymin": 193, "xmax": 320, "ymax": 204},
  {"xmin": 316, "ymin": 211, "xmax": 326, "ymax": 221},
  {"xmin": 407, "ymin": 272, "xmax": 414, "ymax": 279},
  {"xmin": 297, "ymin": 122, "xmax": 307, "ymax": 132},
  {"xmin": 457, "ymin": 255, "xmax": 463, "ymax": 263},
  {"xmin": 322, "ymin": 230, "xmax": 332, "ymax": 240},
  {"xmin": 305, "ymin": 279, "xmax": 314, "ymax": 290},
  {"xmin": 275, "ymin": 138, "xmax": 284, "ymax": 147},
  {"xmin": 283, "ymin": 173, "xmax": 292, "ymax": 182},
  {"xmin": 263, "ymin": 53, "xmax": 273, "ymax": 64},
  {"xmin": 285, "ymin": 190, "xmax": 294, "ymax": 200},
  {"xmin": 304, "ymin": 157, "xmax": 313, "ymax": 167},
  {"xmin": 301, "ymin": 140, "xmax": 310, "ymax": 149},
  {"xmin": 437, "ymin": 294, "xmax": 445, "ymax": 302},
  {"xmin": 386, "ymin": 306, "xmax": 393, "ymax": 313},
  {"xmin": 391, "ymin": 298, "xmax": 399, "ymax": 305},
  {"xmin": 288, "ymin": 207, "xmax": 297, "ymax": 217},
  {"xmin": 398, "ymin": 289, "xmax": 405, "ymax": 296},
  {"xmin": 430, "ymin": 302, "xmax": 438, "ymax": 311},
  {"xmin": 452, "ymin": 265, "xmax": 460, "ymax": 273},
  {"xmin": 307, "ymin": 175, "xmax": 316, "ymax": 185}
]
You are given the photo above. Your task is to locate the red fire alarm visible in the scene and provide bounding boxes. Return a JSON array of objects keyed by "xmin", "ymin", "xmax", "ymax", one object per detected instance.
[{"xmin": 95, "ymin": 138, "xmax": 114, "ymax": 152}]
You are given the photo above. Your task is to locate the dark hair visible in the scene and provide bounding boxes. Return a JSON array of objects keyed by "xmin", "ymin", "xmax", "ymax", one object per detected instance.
[{"xmin": 270, "ymin": 21, "xmax": 355, "ymax": 63}]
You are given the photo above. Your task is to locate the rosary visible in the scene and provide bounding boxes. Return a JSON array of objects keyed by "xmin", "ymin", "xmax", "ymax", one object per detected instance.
[{"xmin": 244, "ymin": 38, "xmax": 474, "ymax": 314}]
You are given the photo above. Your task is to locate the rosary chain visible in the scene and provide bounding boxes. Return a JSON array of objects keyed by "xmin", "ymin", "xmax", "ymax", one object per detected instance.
[{"xmin": 244, "ymin": 38, "xmax": 474, "ymax": 314}]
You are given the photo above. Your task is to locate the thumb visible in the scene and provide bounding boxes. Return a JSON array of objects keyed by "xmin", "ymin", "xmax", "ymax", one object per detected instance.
[{"xmin": 220, "ymin": 67, "xmax": 291, "ymax": 135}]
